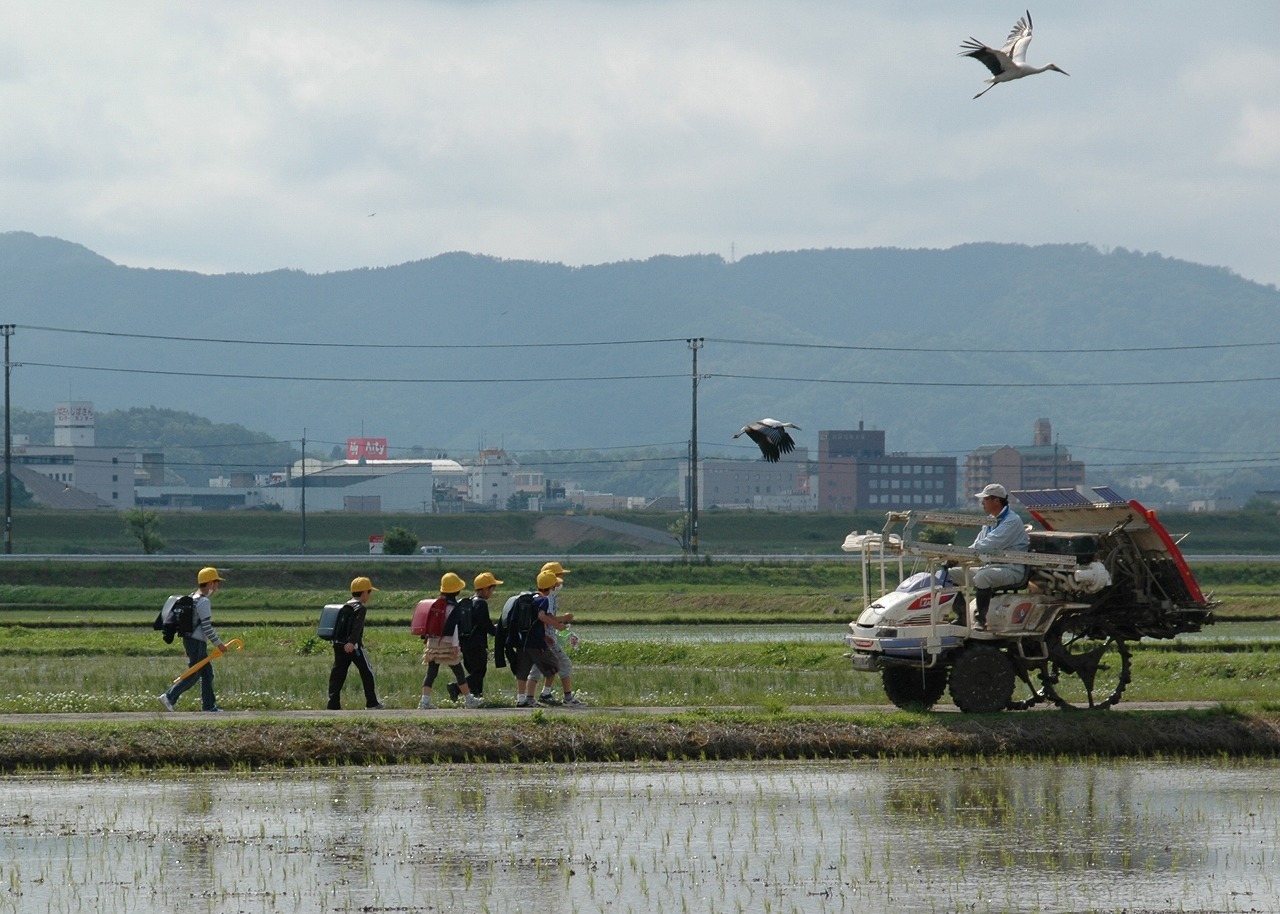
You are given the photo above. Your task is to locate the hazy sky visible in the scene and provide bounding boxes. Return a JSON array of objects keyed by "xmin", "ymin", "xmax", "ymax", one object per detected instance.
[{"xmin": 4, "ymin": 1, "xmax": 1279, "ymax": 285}]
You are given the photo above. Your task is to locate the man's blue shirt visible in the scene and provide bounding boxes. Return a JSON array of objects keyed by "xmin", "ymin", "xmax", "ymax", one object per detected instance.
[{"xmin": 971, "ymin": 505, "xmax": 1030, "ymax": 554}]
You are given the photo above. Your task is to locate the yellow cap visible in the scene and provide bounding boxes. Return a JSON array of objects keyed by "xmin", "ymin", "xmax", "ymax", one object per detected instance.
[
  {"xmin": 350, "ymin": 576, "xmax": 378, "ymax": 594},
  {"xmin": 197, "ymin": 567, "xmax": 223, "ymax": 585},
  {"xmin": 473, "ymin": 571, "xmax": 503, "ymax": 590},
  {"xmin": 440, "ymin": 572, "xmax": 466, "ymax": 594},
  {"xmin": 541, "ymin": 561, "xmax": 570, "ymax": 576},
  {"xmin": 536, "ymin": 569, "xmax": 560, "ymax": 591}
]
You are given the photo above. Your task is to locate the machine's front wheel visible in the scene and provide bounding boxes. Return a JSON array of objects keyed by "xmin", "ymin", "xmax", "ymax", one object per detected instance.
[
  {"xmin": 948, "ymin": 644, "xmax": 1016, "ymax": 713},
  {"xmin": 1041, "ymin": 618, "xmax": 1132, "ymax": 710},
  {"xmin": 882, "ymin": 665, "xmax": 948, "ymax": 711}
]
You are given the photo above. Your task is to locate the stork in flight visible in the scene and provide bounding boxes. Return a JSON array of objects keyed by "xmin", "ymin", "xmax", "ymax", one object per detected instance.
[
  {"xmin": 960, "ymin": 10, "xmax": 1068, "ymax": 99},
  {"xmin": 734, "ymin": 419, "xmax": 801, "ymax": 463}
]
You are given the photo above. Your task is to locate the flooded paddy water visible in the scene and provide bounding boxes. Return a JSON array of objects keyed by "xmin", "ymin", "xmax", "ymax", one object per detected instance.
[{"xmin": 2, "ymin": 759, "xmax": 1276, "ymax": 913}]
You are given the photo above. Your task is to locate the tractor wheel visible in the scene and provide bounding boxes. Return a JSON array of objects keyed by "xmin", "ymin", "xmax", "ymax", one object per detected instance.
[
  {"xmin": 1041, "ymin": 618, "xmax": 1132, "ymax": 711},
  {"xmin": 948, "ymin": 644, "xmax": 1016, "ymax": 714},
  {"xmin": 882, "ymin": 666, "xmax": 948, "ymax": 711}
]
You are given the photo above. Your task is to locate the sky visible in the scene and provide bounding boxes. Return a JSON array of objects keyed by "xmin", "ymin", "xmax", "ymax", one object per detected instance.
[{"xmin": 4, "ymin": 0, "xmax": 1280, "ymax": 286}]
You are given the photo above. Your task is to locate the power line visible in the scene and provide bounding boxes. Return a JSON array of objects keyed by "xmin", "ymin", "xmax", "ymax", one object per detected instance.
[
  {"xmin": 1063, "ymin": 443, "xmax": 1280, "ymax": 457},
  {"xmin": 708, "ymin": 336, "xmax": 1280, "ymax": 354},
  {"xmin": 707, "ymin": 372, "xmax": 1280, "ymax": 389},
  {"xmin": 22, "ymin": 323, "xmax": 1280, "ymax": 356},
  {"xmin": 1080, "ymin": 456, "xmax": 1280, "ymax": 469},
  {"xmin": 21, "ymin": 361, "xmax": 684, "ymax": 384},
  {"xmin": 21, "ymin": 360, "xmax": 1280, "ymax": 389},
  {"xmin": 17, "ymin": 324, "xmax": 686, "ymax": 350}
]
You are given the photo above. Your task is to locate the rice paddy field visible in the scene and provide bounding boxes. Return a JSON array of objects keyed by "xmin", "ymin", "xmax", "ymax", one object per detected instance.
[
  {"xmin": 2, "ymin": 759, "xmax": 1277, "ymax": 913},
  {"xmin": 2, "ymin": 560, "xmax": 1279, "ymax": 912}
]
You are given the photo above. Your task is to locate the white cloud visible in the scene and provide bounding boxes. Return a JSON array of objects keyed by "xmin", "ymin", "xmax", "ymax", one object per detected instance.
[{"xmin": 3, "ymin": 0, "xmax": 1280, "ymax": 284}]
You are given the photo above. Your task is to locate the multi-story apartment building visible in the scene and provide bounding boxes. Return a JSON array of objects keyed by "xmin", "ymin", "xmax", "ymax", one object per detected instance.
[
  {"xmin": 816, "ymin": 424, "xmax": 957, "ymax": 511},
  {"xmin": 964, "ymin": 418, "xmax": 1085, "ymax": 496}
]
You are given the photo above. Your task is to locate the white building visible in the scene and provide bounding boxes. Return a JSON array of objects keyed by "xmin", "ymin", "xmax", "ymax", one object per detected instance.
[
  {"xmin": 677, "ymin": 448, "xmax": 812, "ymax": 511},
  {"xmin": 263, "ymin": 459, "xmax": 468, "ymax": 513},
  {"xmin": 468, "ymin": 448, "xmax": 519, "ymax": 509},
  {"xmin": 12, "ymin": 402, "xmax": 137, "ymax": 508}
]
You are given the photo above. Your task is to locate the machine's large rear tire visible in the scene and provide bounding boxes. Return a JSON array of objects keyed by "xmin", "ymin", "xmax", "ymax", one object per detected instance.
[
  {"xmin": 948, "ymin": 644, "xmax": 1016, "ymax": 714},
  {"xmin": 882, "ymin": 666, "xmax": 948, "ymax": 711},
  {"xmin": 1041, "ymin": 618, "xmax": 1132, "ymax": 711}
]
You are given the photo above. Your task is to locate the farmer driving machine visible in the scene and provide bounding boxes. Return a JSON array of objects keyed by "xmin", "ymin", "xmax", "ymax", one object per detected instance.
[{"xmin": 843, "ymin": 487, "xmax": 1217, "ymax": 713}]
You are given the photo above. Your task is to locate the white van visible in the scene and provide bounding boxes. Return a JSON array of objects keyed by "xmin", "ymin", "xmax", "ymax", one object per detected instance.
[{"xmin": 419, "ymin": 545, "xmax": 446, "ymax": 555}]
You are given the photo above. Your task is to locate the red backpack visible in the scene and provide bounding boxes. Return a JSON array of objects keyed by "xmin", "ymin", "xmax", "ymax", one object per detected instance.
[{"xmin": 410, "ymin": 597, "xmax": 449, "ymax": 637}]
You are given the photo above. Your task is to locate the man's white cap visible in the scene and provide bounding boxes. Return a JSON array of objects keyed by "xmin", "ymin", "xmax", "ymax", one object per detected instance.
[{"xmin": 975, "ymin": 483, "xmax": 1008, "ymax": 499}]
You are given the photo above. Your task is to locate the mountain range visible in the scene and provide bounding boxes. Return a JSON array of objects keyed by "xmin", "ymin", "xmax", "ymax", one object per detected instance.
[{"xmin": 2, "ymin": 231, "xmax": 1277, "ymax": 497}]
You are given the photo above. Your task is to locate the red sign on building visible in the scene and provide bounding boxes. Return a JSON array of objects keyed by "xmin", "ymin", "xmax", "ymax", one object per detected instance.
[{"xmin": 347, "ymin": 437, "xmax": 389, "ymax": 460}]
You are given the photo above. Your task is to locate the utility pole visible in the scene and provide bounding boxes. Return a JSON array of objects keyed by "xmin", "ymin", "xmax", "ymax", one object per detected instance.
[
  {"xmin": 687, "ymin": 338, "xmax": 703, "ymax": 556},
  {"xmin": 300, "ymin": 429, "xmax": 307, "ymax": 554},
  {"xmin": 3, "ymin": 325, "xmax": 14, "ymax": 554}
]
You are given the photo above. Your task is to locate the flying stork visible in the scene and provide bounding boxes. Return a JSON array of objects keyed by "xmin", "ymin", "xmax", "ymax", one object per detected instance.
[
  {"xmin": 960, "ymin": 10, "xmax": 1068, "ymax": 99},
  {"xmin": 734, "ymin": 419, "xmax": 801, "ymax": 463}
]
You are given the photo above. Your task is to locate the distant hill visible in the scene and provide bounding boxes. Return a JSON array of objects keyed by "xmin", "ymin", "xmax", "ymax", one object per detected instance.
[{"xmin": 2, "ymin": 231, "xmax": 1278, "ymax": 497}]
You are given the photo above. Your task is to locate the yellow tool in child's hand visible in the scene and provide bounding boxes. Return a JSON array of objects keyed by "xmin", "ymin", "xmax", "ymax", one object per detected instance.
[{"xmin": 172, "ymin": 638, "xmax": 244, "ymax": 684}]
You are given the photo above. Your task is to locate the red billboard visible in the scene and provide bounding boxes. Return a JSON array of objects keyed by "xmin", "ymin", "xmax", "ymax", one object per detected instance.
[{"xmin": 346, "ymin": 437, "xmax": 389, "ymax": 460}]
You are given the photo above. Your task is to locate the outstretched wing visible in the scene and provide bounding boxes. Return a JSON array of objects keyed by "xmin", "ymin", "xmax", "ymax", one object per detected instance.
[
  {"xmin": 745, "ymin": 424, "xmax": 796, "ymax": 462},
  {"xmin": 959, "ymin": 37, "xmax": 1010, "ymax": 77},
  {"xmin": 1001, "ymin": 10, "xmax": 1034, "ymax": 64}
]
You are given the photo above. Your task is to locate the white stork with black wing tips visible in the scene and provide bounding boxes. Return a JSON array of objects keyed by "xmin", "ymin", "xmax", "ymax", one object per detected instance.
[
  {"xmin": 960, "ymin": 10, "xmax": 1068, "ymax": 99},
  {"xmin": 734, "ymin": 419, "xmax": 801, "ymax": 463}
]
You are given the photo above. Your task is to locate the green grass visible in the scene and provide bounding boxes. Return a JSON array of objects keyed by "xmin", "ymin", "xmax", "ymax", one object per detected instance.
[
  {"xmin": 7, "ymin": 506, "xmax": 1280, "ymax": 555},
  {"xmin": 2, "ymin": 558, "xmax": 1276, "ymax": 718},
  {"xmin": 0, "ymin": 617, "xmax": 1277, "ymax": 714}
]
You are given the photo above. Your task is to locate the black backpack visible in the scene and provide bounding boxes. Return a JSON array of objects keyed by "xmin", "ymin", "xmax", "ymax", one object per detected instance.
[
  {"xmin": 154, "ymin": 594, "xmax": 196, "ymax": 644},
  {"xmin": 455, "ymin": 597, "xmax": 476, "ymax": 639},
  {"xmin": 505, "ymin": 592, "xmax": 537, "ymax": 646},
  {"xmin": 318, "ymin": 601, "xmax": 357, "ymax": 642}
]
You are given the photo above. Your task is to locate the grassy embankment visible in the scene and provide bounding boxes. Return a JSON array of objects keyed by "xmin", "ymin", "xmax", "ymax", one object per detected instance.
[
  {"xmin": 2, "ymin": 558, "xmax": 1277, "ymax": 770},
  {"xmin": 3, "ymin": 708, "xmax": 1279, "ymax": 773},
  {"xmin": 8, "ymin": 506, "xmax": 1280, "ymax": 555}
]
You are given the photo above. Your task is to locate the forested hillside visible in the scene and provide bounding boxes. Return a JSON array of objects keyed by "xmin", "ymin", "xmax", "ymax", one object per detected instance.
[{"xmin": 2, "ymin": 232, "xmax": 1277, "ymax": 497}]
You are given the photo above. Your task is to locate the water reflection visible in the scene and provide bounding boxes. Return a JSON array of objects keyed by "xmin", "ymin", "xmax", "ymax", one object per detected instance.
[{"xmin": 0, "ymin": 759, "xmax": 1276, "ymax": 913}]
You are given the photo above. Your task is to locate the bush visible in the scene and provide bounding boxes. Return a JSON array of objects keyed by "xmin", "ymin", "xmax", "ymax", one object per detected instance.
[
  {"xmin": 382, "ymin": 526, "xmax": 419, "ymax": 555},
  {"xmin": 123, "ymin": 508, "xmax": 165, "ymax": 555}
]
